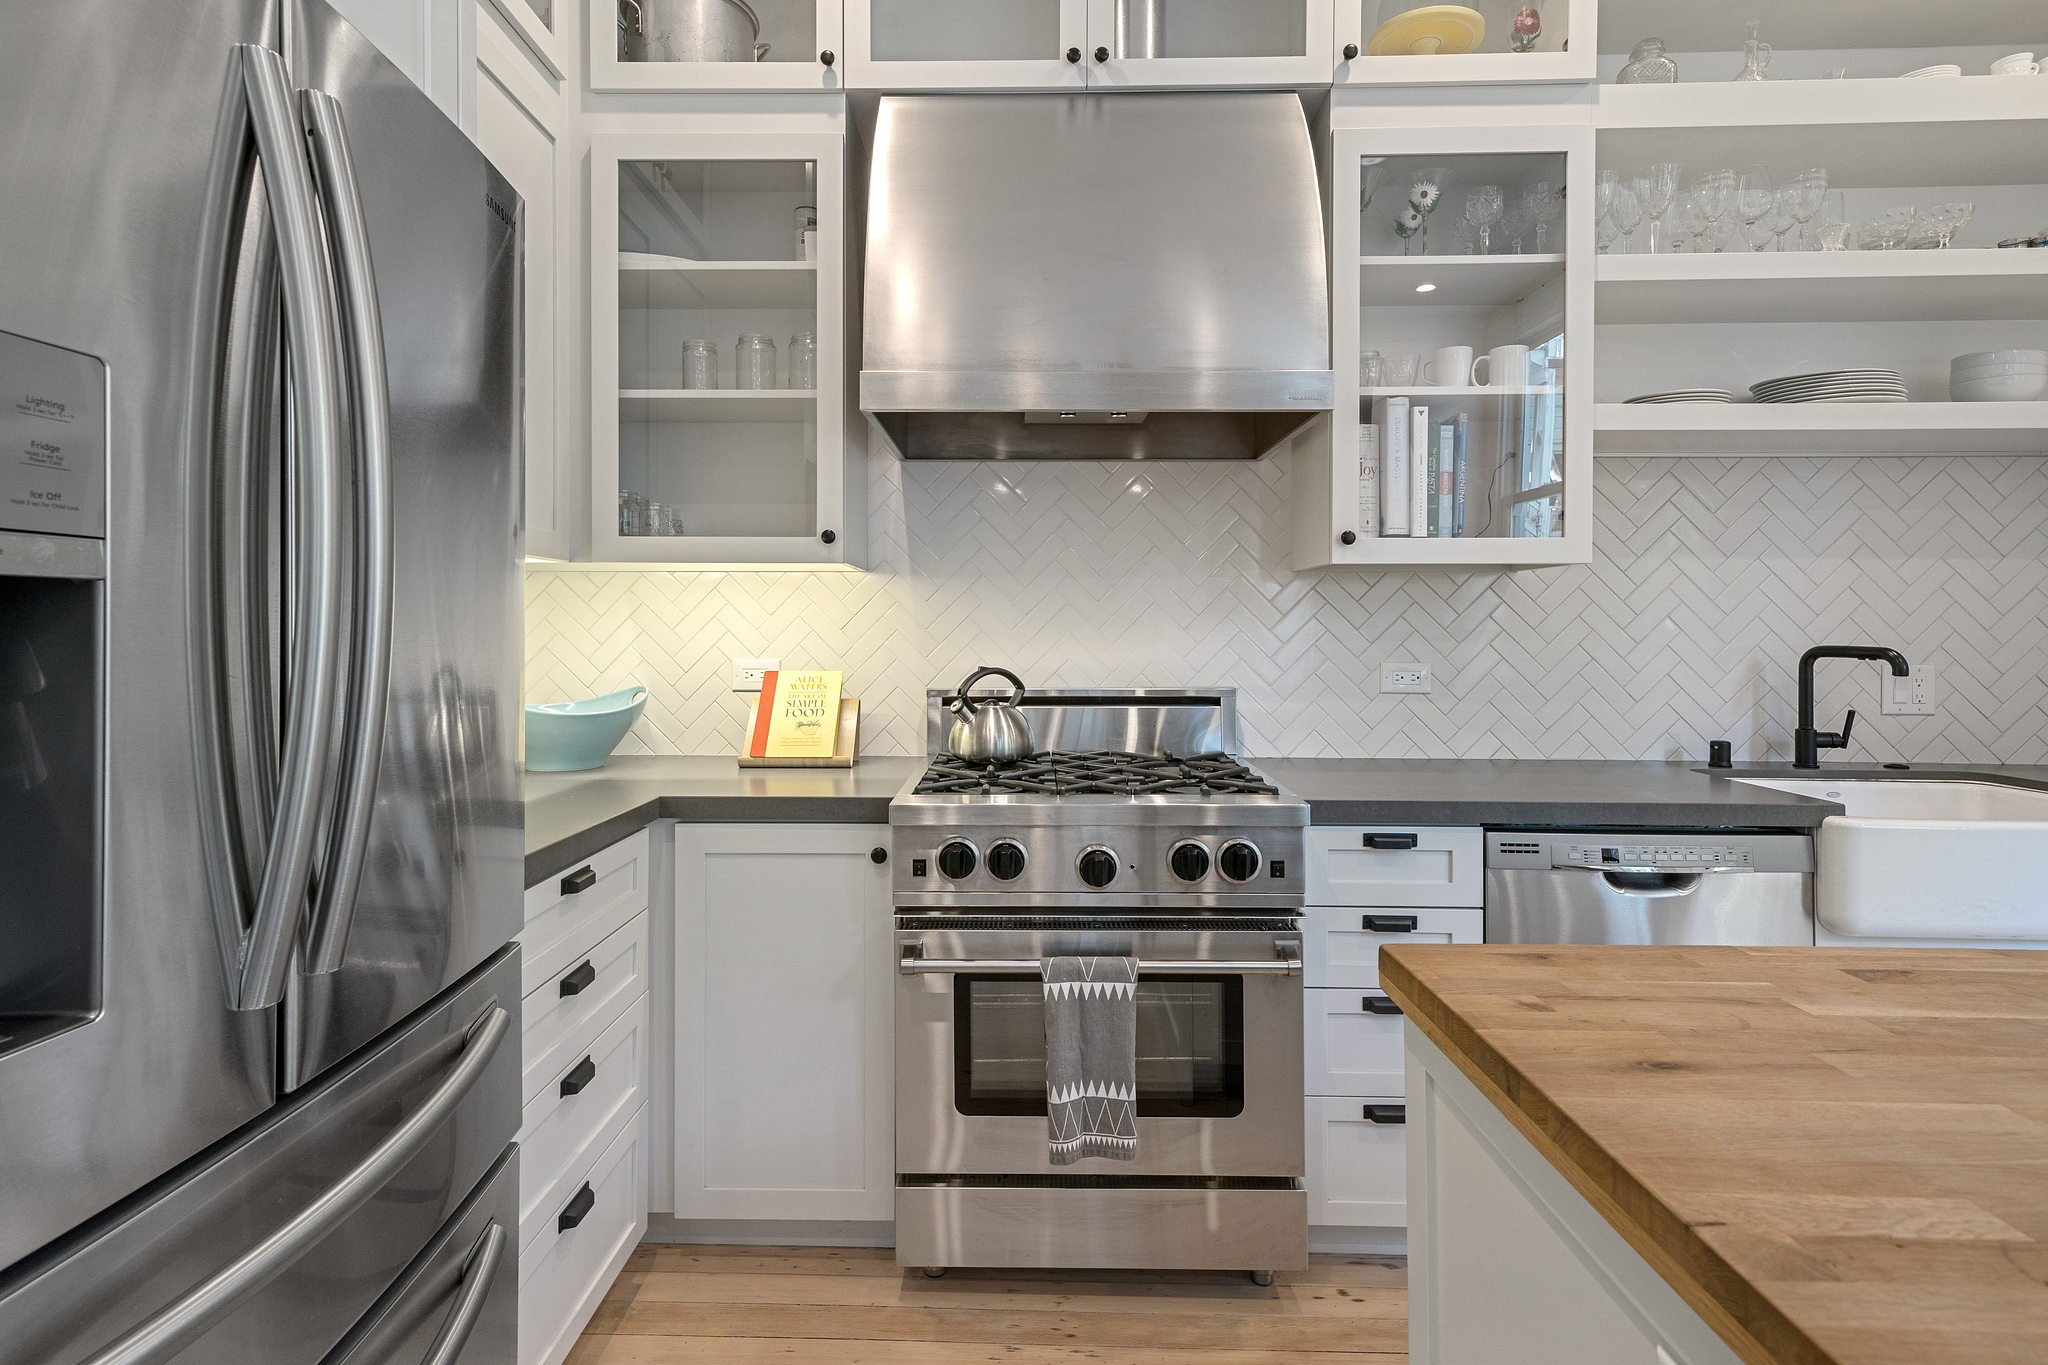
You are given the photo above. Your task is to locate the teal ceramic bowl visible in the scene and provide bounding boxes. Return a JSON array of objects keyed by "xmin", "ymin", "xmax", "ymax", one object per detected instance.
[{"xmin": 524, "ymin": 686, "xmax": 648, "ymax": 772}]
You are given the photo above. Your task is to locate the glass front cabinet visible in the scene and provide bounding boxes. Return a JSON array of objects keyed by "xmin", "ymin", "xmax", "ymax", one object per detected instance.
[
  {"xmin": 591, "ymin": 0, "xmax": 845, "ymax": 91},
  {"xmin": 1293, "ymin": 122, "xmax": 1593, "ymax": 570},
  {"xmin": 1333, "ymin": 0, "xmax": 1595, "ymax": 85},
  {"xmin": 590, "ymin": 131, "xmax": 862, "ymax": 564}
]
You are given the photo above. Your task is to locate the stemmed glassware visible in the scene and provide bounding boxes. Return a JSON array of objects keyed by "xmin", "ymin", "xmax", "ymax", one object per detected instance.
[
  {"xmin": 1637, "ymin": 163, "xmax": 1680, "ymax": 254},
  {"xmin": 1668, "ymin": 198, "xmax": 1707, "ymax": 253},
  {"xmin": 1920, "ymin": 201, "xmax": 1975, "ymax": 249},
  {"xmin": 1788, "ymin": 168, "xmax": 1829, "ymax": 248},
  {"xmin": 1523, "ymin": 181, "xmax": 1562, "ymax": 254},
  {"xmin": 1464, "ymin": 185, "xmax": 1506, "ymax": 255},
  {"xmin": 1689, "ymin": 169, "xmax": 1736, "ymax": 252},
  {"xmin": 1768, "ymin": 182, "xmax": 1804, "ymax": 252},
  {"xmin": 1815, "ymin": 191, "xmax": 1852, "ymax": 250},
  {"xmin": 1610, "ymin": 181, "xmax": 1645, "ymax": 254},
  {"xmin": 1733, "ymin": 165, "xmax": 1774, "ymax": 252}
]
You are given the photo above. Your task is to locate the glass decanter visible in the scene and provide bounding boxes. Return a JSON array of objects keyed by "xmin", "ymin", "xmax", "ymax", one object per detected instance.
[
  {"xmin": 1617, "ymin": 38, "xmax": 1677, "ymax": 84},
  {"xmin": 1733, "ymin": 20, "xmax": 1772, "ymax": 81}
]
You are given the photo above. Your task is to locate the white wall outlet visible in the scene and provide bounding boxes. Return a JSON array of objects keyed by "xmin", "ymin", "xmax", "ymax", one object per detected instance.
[
  {"xmin": 731, "ymin": 658, "xmax": 779, "ymax": 692},
  {"xmin": 1880, "ymin": 671, "xmax": 1936, "ymax": 716},
  {"xmin": 1381, "ymin": 662, "xmax": 1433, "ymax": 694}
]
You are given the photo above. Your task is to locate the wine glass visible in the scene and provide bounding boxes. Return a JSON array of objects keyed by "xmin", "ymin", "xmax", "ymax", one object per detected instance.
[
  {"xmin": 1593, "ymin": 168, "xmax": 1621, "ymax": 225},
  {"xmin": 1921, "ymin": 201, "xmax": 1975, "ymax": 248},
  {"xmin": 1638, "ymin": 163, "xmax": 1680, "ymax": 254},
  {"xmin": 1859, "ymin": 207, "xmax": 1913, "ymax": 251},
  {"xmin": 1465, "ymin": 185, "xmax": 1506, "ymax": 254},
  {"xmin": 1815, "ymin": 191, "xmax": 1852, "ymax": 250},
  {"xmin": 1610, "ymin": 182, "xmax": 1644, "ymax": 254},
  {"xmin": 1789, "ymin": 168, "xmax": 1828, "ymax": 248},
  {"xmin": 1595, "ymin": 212, "xmax": 1621, "ymax": 256},
  {"xmin": 1668, "ymin": 198, "xmax": 1708, "ymax": 253},
  {"xmin": 1769, "ymin": 183, "xmax": 1805, "ymax": 252},
  {"xmin": 1733, "ymin": 165, "xmax": 1774, "ymax": 252},
  {"xmin": 1689, "ymin": 169, "xmax": 1737, "ymax": 252},
  {"xmin": 1522, "ymin": 181, "xmax": 1562, "ymax": 254}
]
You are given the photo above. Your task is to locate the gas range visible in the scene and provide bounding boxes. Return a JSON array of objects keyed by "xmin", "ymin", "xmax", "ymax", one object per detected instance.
[{"xmin": 890, "ymin": 691, "xmax": 1307, "ymax": 913}]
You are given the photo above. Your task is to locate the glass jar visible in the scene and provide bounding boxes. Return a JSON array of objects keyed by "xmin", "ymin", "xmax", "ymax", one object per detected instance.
[
  {"xmin": 680, "ymin": 338, "xmax": 717, "ymax": 390},
  {"xmin": 787, "ymin": 331, "xmax": 817, "ymax": 390},
  {"xmin": 735, "ymin": 333, "xmax": 777, "ymax": 390},
  {"xmin": 1617, "ymin": 38, "xmax": 1677, "ymax": 84},
  {"xmin": 794, "ymin": 205, "xmax": 818, "ymax": 262}
]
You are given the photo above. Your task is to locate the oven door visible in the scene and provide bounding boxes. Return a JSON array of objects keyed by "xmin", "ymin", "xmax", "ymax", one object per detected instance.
[{"xmin": 895, "ymin": 918, "xmax": 1304, "ymax": 1177}]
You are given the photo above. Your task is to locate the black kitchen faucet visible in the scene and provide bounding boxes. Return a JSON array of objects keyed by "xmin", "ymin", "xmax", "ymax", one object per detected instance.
[{"xmin": 1795, "ymin": 645, "xmax": 1910, "ymax": 768}]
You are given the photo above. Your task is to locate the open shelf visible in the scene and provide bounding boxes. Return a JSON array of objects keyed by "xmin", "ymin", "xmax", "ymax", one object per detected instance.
[
  {"xmin": 1595, "ymin": 1, "xmax": 2045, "ymax": 57},
  {"xmin": 620, "ymin": 256, "xmax": 817, "ymax": 310},
  {"xmin": 1596, "ymin": 249, "xmax": 2048, "ymax": 325},
  {"xmin": 1360, "ymin": 254, "xmax": 1565, "ymax": 307},
  {"xmin": 619, "ymin": 390, "xmax": 819, "ymax": 423},
  {"xmin": 1597, "ymin": 77, "xmax": 2048, "ymax": 139},
  {"xmin": 1360, "ymin": 384, "xmax": 1554, "ymax": 398},
  {"xmin": 1595, "ymin": 401, "xmax": 2048, "ymax": 456}
]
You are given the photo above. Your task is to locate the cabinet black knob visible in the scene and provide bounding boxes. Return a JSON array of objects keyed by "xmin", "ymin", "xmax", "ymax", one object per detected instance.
[
  {"xmin": 560, "ymin": 1054, "xmax": 597, "ymax": 1097},
  {"xmin": 1363, "ymin": 995, "xmax": 1404, "ymax": 1016},
  {"xmin": 1094, "ymin": 45, "xmax": 1110, "ymax": 62},
  {"xmin": 1363, "ymin": 914, "xmax": 1419, "ymax": 934},
  {"xmin": 820, "ymin": 49, "xmax": 834, "ymax": 66},
  {"xmin": 870, "ymin": 846, "xmax": 888, "ymax": 864},
  {"xmin": 1066, "ymin": 46, "xmax": 1081, "ymax": 63},
  {"xmin": 1340, "ymin": 531, "xmax": 1357, "ymax": 545},
  {"xmin": 1364, "ymin": 833, "xmax": 1419, "ymax": 850},
  {"xmin": 820, "ymin": 529, "xmax": 837, "ymax": 544},
  {"xmin": 1343, "ymin": 42, "xmax": 1360, "ymax": 59},
  {"xmin": 557, "ymin": 1182, "xmax": 596, "ymax": 1232},
  {"xmin": 1363, "ymin": 1103, "xmax": 1407, "ymax": 1125},
  {"xmin": 558, "ymin": 959, "xmax": 596, "ymax": 997},
  {"xmin": 560, "ymin": 864, "xmax": 596, "ymax": 896}
]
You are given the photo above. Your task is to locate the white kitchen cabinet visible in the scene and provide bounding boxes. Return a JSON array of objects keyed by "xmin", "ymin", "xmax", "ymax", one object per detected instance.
[
  {"xmin": 475, "ymin": 1, "xmax": 581, "ymax": 561},
  {"xmin": 672, "ymin": 824, "xmax": 895, "ymax": 1222},
  {"xmin": 591, "ymin": 0, "xmax": 844, "ymax": 91},
  {"xmin": 591, "ymin": 127, "xmax": 865, "ymax": 565},
  {"xmin": 1334, "ymin": 0, "xmax": 1596, "ymax": 86},
  {"xmin": 329, "ymin": 0, "xmax": 474, "ymax": 124}
]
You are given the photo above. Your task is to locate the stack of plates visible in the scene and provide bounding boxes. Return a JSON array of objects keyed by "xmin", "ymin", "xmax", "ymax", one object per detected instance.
[
  {"xmin": 1750, "ymin": 369, "xmax": 1909, "ymax": 404},
  {"xmin": 1625, "ymin": 389, "xmax": 1735, "ymax": 404},
  {"xmin": 1903, "ymin": 64, "xmax": 1962, "ymax": 78}
]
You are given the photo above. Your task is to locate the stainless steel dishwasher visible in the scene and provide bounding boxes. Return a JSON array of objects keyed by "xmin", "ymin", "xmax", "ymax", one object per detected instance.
[{"xmin": 1484, "ymin": 832, "xmax": 1814, "ymax": 946}]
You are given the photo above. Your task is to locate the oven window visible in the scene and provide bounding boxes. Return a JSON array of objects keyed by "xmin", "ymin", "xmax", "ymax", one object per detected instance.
[{"xmin": 952, "ymin": 975, "xmax": 1244, "ymax": 1118}]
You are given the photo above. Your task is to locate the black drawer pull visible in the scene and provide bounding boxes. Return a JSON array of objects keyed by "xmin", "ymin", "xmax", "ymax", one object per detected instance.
[
  {"xmin": 1363, "ymin": 1104, "xmax": 1407, "ymax": 1125},
  {"xmin": 560, "ymin": 864, "xmax": 596, "ymax": 896},
  {"xmin": 557, "ymin": 1182, "xmax": 596, "ymax": 1232},
  {"xmin": 1362, "ymin": 995, "xmax": 1403, "ymax": 1016},
  {"xmin": 560, "ymin": 1055, "xmax": 597, "ymax": 1097},
  {"xmin": 1364, "ymin": 833, "xmax": 1419, "ymax": 850},
  {"xmin": 1362, "ymin": 914, "xmax": 1418, "ymax": 934},
  {"xmin": 558, "ymin": 959, "xmax": 596, "ymax": 997}
]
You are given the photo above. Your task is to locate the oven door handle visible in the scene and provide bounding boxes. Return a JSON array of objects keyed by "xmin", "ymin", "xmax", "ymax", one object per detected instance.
[{"xmin": 898, "ymin": 947, "xmax": 1303, "ymax": 976}]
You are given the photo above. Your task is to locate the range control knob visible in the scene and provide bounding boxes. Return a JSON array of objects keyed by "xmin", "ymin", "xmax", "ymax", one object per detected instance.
[
  {"xmin": 986, "ymin": 839, "xmax": 1028, "ymax": 881},
  {"xmin": 936, "ymin": 840, "xmax": 979, "ymax": 880},
  {"xmin": 1076, "ymin": 846, "xmax": 1119, "ymax": 889},
  {"xmin": 1216, "ymin": 839, "xmax": 1262, "ymax": 884},
  {"xmin": 1168, "ymin": 839, "xmax": 1211, "ymax": 883}
]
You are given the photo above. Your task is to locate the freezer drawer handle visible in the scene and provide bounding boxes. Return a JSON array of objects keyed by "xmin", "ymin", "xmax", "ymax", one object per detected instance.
[
  {"xmin": 560, "ymin": 1055, "xmax": 597, "ymax": 1097},
  {"xmin": 418, "ymin": 1221, "xmax": 507, "ymax": 1365},
  {"xmin": 1364, "ymin": 833, "xmax": 1419, "ymax": 850},
  {"xmin": 557, "ymin": 1183, "xmax": 597, "ymax": 1233},
  {"xmin": 559, "ymin": 959, "xmax": 597, "ymax": 997},
  {"xmin": 560, "ymin": 864, "xmax": 597, "ymax": 895},
  {"xmin": 1362, "ymin": 995, "xmax": 1403, "ymax": 1016},
  {"xmin": 77, "ymin": 1003, "xmax": 510, "ymax": 1365},
  {"xmin": 1363, "ymin": 1104, "xmax": 1407, "ymax": 1125},
  {"xmin": 1362, "ymin": 914, "xmax": 1418, "ymax": 934},
  {"xmin": 900, "ymin": 947, "xmax": 1303, "ymax": 976}
]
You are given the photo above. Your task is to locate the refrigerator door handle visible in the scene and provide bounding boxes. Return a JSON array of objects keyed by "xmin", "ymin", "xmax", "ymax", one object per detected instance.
[
  {"xmin": 298, "ymin": 87, "xmax": 395, "ymax": 976},
  {"xmin": 76, "ymin": 1003, "xmax": 511, "ymax": 1365},
  {"xmin": 187, "ymin": 43, "xmax": 352, "ymax": 1012},
  {"xmin": 416, "ymin": 1220, "xmax": 506, "ymax": 1365}
]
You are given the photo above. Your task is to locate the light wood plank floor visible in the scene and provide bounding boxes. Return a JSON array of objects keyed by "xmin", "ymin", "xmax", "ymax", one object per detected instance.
[{"xmin": 566, "ymin": 1244, "xmax": 1409, "ymax": 1364}]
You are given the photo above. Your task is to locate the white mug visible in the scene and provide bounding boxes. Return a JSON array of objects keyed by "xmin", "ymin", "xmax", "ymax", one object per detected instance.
[
  {"xmin": 1424, "ymin": 345, "xmax": 1474, "ymax": 387},
  {"xmin": 1472, "ymin": 344, "xmax": 1531, "ymax": 389},
  {"xmin": 1992, "ymin": 52, "xmax": 2039, "ymax": 74}
]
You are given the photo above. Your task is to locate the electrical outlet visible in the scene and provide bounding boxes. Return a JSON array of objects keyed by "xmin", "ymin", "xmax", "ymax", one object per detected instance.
[
  {"xmin": 1881, "ymin": 671, "xmax": 1936, "ymax": 716},
  {"xmin": 731, "ymin": 658, "xmax": 779, "ymax": 692},
  {"xmin": 1381, "ymin": 662, "xmax": 1433, "ymax": 694}
]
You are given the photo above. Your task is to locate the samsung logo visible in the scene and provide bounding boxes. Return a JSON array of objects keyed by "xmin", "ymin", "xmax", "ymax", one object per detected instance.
[{"xmin": 485, "ymin": 193, "xmax": 517, "ymax": 231}]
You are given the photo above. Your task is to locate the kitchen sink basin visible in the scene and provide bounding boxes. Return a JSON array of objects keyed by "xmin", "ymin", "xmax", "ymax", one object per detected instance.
[{"xmin": 1733, "ymin": 776, "xmax": 2048, "ymax": 942}]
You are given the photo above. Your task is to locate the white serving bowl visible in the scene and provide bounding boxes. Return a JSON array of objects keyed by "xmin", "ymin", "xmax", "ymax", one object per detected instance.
[
  {"xmin": 1952, "ymin": 362, "xmax": 2048, "ymax": 382},
  {"xmin": 1951, "ymin": 373, "xmax": 2048, "ymax": 402},
  {"xmin": 1952, "ymin": 349, "xmax": 2048, "ymax": 371}
]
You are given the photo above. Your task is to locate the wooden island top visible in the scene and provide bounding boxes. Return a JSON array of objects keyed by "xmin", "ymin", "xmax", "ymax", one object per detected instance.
[{"xmin": 1378, "ymin": 944, "xmax": 2048, "ymax": 1365}]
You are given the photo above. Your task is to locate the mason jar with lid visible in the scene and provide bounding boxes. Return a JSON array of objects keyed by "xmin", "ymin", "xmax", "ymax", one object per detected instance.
[
  {"xmin": 735, "ymin": 333, "xmax": 777, "ymax": 390},
  {"xmin": 787, "ymin": 330, "xmax": 817, "ymax": 390},
  {"xmin": 680, "ymin": 338, "xmax": 717, "ymax": 389}
]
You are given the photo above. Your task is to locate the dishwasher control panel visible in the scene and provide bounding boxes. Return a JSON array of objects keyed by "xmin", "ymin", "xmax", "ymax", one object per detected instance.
[
  {"xmin": 1562, "ymin": 843, "xmax": 1754, "ymax": 871},
  {"xmin": 1486, "ymin": 831, "xmax": 1814, "ymax": 875}
]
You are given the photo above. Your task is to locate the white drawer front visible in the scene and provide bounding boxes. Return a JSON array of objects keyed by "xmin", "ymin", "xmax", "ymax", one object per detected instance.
[
  {"xmin": 1306, "ymin": 1095, "xmax": 1408, "ymax": 1229},
  {"xmin": 520, "ymin": 993, "xmax": 648, "ymax": 1253},
  {"xmin": 522, "ymin": 828, "xmax": 650, "ymax": 997},
  {"xmin": 1304, "ymin": 905, "xmax": 1484, "ymax": 989},
  {"xmin": 518, "ymin": 1104, "xmax": 648, "ymax": 1365},
  {"xmin": 522, "ymin": 911, "xmax": 648, "ymax": 1107},
  {"xmin": 1308, "ymin": 826, "xmax": 1483, "ymax": 908},
  {"xmin": 1305, "ymin": 988, "xmax": 1406, "ymax": 1096}
]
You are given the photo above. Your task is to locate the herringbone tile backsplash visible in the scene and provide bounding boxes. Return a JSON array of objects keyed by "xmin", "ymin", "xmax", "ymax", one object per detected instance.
[{"xmin": 525, "ymin": 454, "xmax": 2048, "ymax": 762}]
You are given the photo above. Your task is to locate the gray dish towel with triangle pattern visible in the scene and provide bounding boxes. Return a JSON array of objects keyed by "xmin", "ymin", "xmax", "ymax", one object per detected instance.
[{"xmin": 1041, "ymin": 956, "xmax": 1138, "ymax": 1164}]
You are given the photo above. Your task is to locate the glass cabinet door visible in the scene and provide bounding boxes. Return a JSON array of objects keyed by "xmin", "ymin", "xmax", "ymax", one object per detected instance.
[
  {"xmin": 845, "ymin": 0, "xmax": 1089, "ymax": 89},
  {"xmin": 1087, "ymin": 0, "xmax": 1334, "ymax": 87},
  {"xmin": 1334, "ymin": 0, "xmax": 1595, "ymax": 84},
  {"xmin": 592, "ymin": 133, "xmax": 851, "ymax": 563},
  {"xmin": 591, "ymin": 0, "xmax": 844, "ymax": 90}
]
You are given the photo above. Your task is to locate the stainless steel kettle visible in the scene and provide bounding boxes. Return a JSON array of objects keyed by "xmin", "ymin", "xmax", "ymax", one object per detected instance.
[{"xmin": 947, "ymin": 667, "xmax": 1034, "ymax": 764}]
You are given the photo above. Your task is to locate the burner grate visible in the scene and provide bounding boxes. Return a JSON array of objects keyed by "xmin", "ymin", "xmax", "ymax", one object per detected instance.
[{"xmin": 914, "ymin": 750, "xmax": 1280, "ymax": 798}]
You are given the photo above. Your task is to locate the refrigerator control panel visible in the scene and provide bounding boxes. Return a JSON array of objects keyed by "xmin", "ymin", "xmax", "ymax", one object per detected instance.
[{"xmin": 0, "ymin": 329, "xmax": 106, "ymax": 541}]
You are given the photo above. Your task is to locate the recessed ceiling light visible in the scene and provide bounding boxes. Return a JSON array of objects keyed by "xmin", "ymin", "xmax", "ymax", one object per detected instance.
[{"xmin": 1415, "ymin": 282, "xmax": 1438, "ymax": 293}]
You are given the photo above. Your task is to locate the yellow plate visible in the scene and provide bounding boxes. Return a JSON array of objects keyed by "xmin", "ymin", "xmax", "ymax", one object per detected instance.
[{"xmin": 1367, "ymin": 5, "xmax": 1485, "ymax": 56}]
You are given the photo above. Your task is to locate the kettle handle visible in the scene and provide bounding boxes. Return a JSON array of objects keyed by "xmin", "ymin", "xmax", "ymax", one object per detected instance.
[{"xmin": 954, "ymin": 666, "xmax": 1026, "ymax": 717}]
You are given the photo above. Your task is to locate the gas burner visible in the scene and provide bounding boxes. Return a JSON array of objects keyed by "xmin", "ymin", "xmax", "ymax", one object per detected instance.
[{"xmin": 914, "ymin": 750, "xmax": 1281, "ymax": 798}]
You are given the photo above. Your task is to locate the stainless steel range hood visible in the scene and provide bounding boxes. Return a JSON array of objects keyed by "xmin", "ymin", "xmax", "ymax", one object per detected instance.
[{"xmin": 860, "ymin": 93, "xmax": 1333, "ymax": 461}]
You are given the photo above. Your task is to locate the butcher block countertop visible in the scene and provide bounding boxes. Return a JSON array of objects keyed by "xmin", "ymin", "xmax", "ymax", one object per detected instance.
[{"xmin": 1378, "ymin": 944, "xmax": 2048, "ymax": 1365}]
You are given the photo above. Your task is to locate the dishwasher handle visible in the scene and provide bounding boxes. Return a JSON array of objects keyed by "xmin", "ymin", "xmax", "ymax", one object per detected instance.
[{"xmin": 1572, "ymin": 868, "xmax": 1707, "ymax": 897}]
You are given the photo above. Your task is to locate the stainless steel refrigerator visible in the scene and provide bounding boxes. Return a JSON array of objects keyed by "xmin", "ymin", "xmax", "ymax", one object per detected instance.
[{"xmin": 0, "ymin": 1, "xmax": 525, "ymax": 1361}]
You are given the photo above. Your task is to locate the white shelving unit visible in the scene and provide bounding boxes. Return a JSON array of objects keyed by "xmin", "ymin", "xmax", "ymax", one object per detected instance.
[
  {"xmin": 1360, "ymin": 254, "xmax": 1567, "ymax": 307},
  {"xmin": 1597, "ymin": 251, "xmax": 2048, "ymax": 326},
  {"xmin": 1596, "ymin": 402, "xmax": 2048, "ymax": 458}
]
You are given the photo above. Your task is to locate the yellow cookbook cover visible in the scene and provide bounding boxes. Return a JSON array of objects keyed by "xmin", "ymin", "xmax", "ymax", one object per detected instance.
[{"xmin": 747, "ymin": 670, "xmax": 844, "ymax": 758}]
